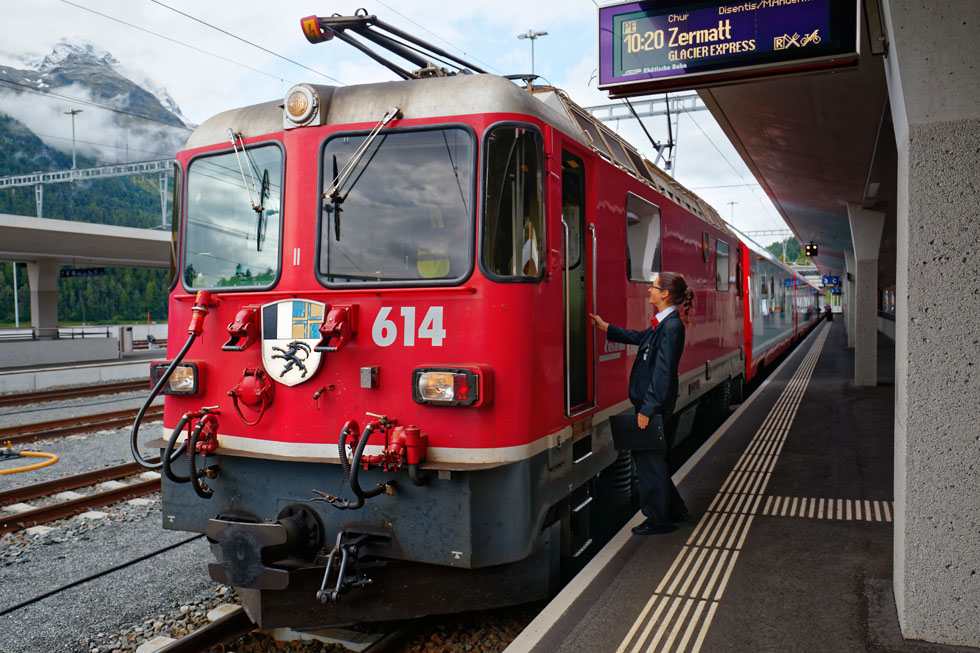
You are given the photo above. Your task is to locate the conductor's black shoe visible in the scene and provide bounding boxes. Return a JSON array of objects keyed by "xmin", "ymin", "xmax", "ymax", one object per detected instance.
[
  {"xmin": 632, "ymin": 521, "xmax": 676, "ymax": 535},
  {"xmin": 670, "ymin": 512, "xmax": 691, "ymax": 524}
]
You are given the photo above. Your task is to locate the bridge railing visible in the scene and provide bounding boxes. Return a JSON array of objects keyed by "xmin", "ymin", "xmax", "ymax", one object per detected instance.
[{"xmin": 0, "ymin": 326, "xmax": 113, "ymax": 341}]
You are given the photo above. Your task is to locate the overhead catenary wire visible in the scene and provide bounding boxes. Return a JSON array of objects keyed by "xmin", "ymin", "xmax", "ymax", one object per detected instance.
[
  {"xmin": 31, "ymin": 131, "xmax": 176, "ymax": 159},
  {"xmin": 147, "ymin": 0, "xmax": 346, "ymax": 86},
  {"xmin": 58, "ymin": 0, "xmax": 292, "ymax": 85},
  {"xmin": 683, "ymin": 109, "xmax": 789, "ymax": 232},
  {"xmin": 0, "ymin": 78, "xmax": 193, "ymax": 132},
  {"xmin": 374, "ymin": 0, "xmax": 504, "ymax": 75},
  {"xmin": 689, "ymin": 183, "xmax": 764, "ymax": 190}
]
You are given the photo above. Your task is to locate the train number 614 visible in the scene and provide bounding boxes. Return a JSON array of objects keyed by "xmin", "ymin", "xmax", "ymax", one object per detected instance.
[{"xmin": 372, "ymin": 306, "xmax": 446, "ymax": 347}]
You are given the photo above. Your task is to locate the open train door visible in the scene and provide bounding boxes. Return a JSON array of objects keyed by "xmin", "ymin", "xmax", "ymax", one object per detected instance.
[{"xmin": 560, "ymin": 148, "xmax": 595, "ymax": 415}]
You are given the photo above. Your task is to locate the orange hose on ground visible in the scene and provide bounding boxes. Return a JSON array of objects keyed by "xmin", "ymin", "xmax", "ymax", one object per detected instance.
[{"xmin": 0, "ymin": 451, "xmax": 59, "ymax": 474}]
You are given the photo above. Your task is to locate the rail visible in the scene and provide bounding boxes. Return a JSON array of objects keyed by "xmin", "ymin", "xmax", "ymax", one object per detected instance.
[
  {"xmin": 0, "ymin": 406, "xmax": 164, "ymax": 447},
  {"xmin": 0, "ymin": 381, "xmax": 149, "ymax": 407},
  {"xmin": 0, "ymin": 477, "xmax": 160, "ymax": 535},
  {"xmin": 0, "ymin": 459, "xmax": 158, "ymax": 507}
]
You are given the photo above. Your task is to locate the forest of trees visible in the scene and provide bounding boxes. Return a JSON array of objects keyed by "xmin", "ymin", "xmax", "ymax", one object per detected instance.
[
  {"xmin": 0, "ymin": 263, "xmax": 169, "ymax": 326},
  {"xmin": 765, "ymin": 237, "xmax": 809, "ymax": 264},
  {"xmin": 0, "ymin": 114, "xmax": 173, "ymax": 326}
]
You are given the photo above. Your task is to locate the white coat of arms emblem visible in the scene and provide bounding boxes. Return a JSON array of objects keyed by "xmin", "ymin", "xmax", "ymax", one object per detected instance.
[{"xmin": 261, "ymin": 299, "xmax": 325, "ymax": 386}]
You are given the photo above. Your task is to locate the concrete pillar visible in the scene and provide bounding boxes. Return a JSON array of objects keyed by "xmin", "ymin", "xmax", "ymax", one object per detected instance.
[
  {"xmin": 883, "ymin": 0, "xmax": 980, "ymax": 645},
  {"xmin": 26, "ymin": 261, "xmax": 59, "ymax": 338},
  {"xmin": 843, "ymin": 248, "xmax": 856, "ymax": 348},
  {"xmin": 847, "ymin": 204, "xmax": 885, "ymax": 386}
]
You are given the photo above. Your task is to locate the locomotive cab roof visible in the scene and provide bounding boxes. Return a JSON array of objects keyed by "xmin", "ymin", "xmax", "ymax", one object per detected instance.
[{"xmin": 185, "ymin": 73, "xmax": 731, "ymax": 233}]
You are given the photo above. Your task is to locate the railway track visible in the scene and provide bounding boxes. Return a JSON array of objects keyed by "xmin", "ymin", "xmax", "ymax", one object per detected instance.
[
  {"xmin": 0, "ymin": 459, "xmax": 159, "ymax": 507},
  {"xmin": 156, "ymin": 606, "xmax": 425, "ymax": 652},
  {"xmin": 0, "ymin": 380, "xmax": 149, "ymax": 408},
  {"xmin": 0, "ymin": 464, "xmax": 161, "ymax": 535},
  {"xmin": 156, "ymin": 606, "xmax": 256, "ymax": 652},
  {"xmin": 0, "ymin": 406, "xmax": 164, "ymax": 447}
]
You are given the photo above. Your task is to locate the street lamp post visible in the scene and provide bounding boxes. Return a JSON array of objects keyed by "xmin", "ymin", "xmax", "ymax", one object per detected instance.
[
  {"xmin": 64, "ymin": 108, "xmax": 82, "ymax": 169},
  {"xmin": 517, "ymin": 29, "xmax": 548, "ymax": 76},
  {"xmin": 726, "ymin": 201, "xmax": 737, "ymax": 226}
]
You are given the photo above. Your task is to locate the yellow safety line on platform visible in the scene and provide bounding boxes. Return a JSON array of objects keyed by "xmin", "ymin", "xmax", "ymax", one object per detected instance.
[{"xmin": 615, "ymin": 325, "xmax": 830, "ymax": 653}]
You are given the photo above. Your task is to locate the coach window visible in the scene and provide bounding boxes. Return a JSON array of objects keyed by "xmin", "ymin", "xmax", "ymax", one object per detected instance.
[
  {"xmin": 482, "ymin": 125, "xmax": 545, "ymax": 279},
  {"xmin": 625, "ymin": 193, "xmax": 661, "ymax": 281},
  {"xmin": 320, "ymin": 128, "xmax": 474, "ymax": 285},
  {"xmin": 184, "ymin": 144, "xmax": 282, "ymax": 289},
  {"xmin": 716, "ymin": 239, "xmax": 729, "ymax": 291}
]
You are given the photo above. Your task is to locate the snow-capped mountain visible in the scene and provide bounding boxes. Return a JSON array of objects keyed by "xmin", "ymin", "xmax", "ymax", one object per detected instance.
[
  {"xmin": 5, "ymin": 40, "xmax": 188, "ymax": 127},
  {"xmin": 0, "ymin": 40, "xmax": 190, "ymax": 169}
]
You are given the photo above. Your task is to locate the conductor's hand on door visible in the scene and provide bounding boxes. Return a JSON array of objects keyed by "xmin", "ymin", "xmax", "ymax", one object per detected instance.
[{"xmin": 589, "ymin": 313, "xmax": 608, "ymax": 332}]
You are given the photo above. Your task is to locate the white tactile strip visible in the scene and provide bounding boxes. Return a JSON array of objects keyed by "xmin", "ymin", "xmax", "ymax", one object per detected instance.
[
  {"xmin": 615, "ymin": 327, "xmax": 830, "ymax": 653},
  {"xmin": 761, "ymin": 496, "xmax": 893, "ymax": 522}
]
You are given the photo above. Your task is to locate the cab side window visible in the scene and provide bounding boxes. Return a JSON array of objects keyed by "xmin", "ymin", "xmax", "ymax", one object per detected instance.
[
  {"xmin": 482, "ymin": 126, "xmax": 545, "ymax": 279},
  {"xmin": 626, "ymin": 193, "xmax": 661, "ymax": 282}
]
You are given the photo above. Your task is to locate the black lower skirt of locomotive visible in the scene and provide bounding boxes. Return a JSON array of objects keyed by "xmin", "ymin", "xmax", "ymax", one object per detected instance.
[{"xmin": 159, "ymin": 433, "xmax": 633, "ymax": 628}]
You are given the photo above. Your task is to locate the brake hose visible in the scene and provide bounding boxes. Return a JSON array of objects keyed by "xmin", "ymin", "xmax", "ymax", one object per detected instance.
[
  {"xmin": 187, "ymin": 419, "xmax": 214, "ymax": 499},
  {"xmin": 129, "ymin": 332, "xmax": 197, "ymax": 470},
  {"xmin": 131, "ymin": 290, "xmax": 217, "ymax": 471},
  {"xmin": 325, "ymin": 423, "xmax": 389, "ymax": 510},
  {"xmin": 161, "ymin": 413, "xmax": 192, "ymax": 483}
]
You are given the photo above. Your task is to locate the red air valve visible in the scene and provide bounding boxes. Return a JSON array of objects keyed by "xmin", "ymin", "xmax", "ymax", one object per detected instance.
[
  {"xmin": 362, "ymin": 425, "xmax": 427, "ymax": 472},
  {"xmin": 189, "ymin": 290, "xmax": 219, "ymax": 336},
  {"xmin": 222, "ymin": 307, "xmax": 258, "ymax": 351},
  {"xmin": 228, "ymin": 368, "xmax": 274, "ymax": 425},
  {"xmin": 194, "ymin": 413, "xmax": 220, "ymax": 455},
  {"xmin": 315, "ymin": 305, "xmax": 358, "ymax": 353},
  {"xmin": 397, "ymin": 425, "xmax": 427, "ymax": 466}
]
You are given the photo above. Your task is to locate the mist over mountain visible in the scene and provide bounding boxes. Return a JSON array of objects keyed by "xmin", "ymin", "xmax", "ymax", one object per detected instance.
[
  {"xmin": 0, "ymin": 41, "xmax": 191, "ymax": 228},
  {"xmin": 0, "ymin": 42, "xmax": 183, "ymax": 325},
  {"xmin": 0, "ymin": 40, "xmax": 190, "ymax": 171}
]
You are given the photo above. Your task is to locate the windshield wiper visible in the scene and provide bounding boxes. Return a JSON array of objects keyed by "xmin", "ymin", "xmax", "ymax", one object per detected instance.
[
  {"xmin": 322, "ymin": 106, "xmax": 400, "ymax": 241},
  {"xmin": 324, "ymin": 106, "xmax": 400, "ymax": 203},
  {"xmin": 256, "ymin": 169, "xmax": 270, "ymax": 251},
  {"xmin": 325, "ymin": 155, "xmax": 343, "ymax": 241},
  {"xmin": 227, "ymin": 129, "xmax": 266, "ymax": 214}
]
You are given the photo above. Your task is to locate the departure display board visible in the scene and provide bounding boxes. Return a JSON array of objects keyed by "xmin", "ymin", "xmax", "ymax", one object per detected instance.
[{"xmin": 599, "ymin": 0, "xmax": 859, "ymax": 97}]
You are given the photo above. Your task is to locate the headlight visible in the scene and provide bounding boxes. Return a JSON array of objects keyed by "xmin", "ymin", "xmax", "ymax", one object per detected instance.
[
  {"xmin": 412, "ymin": 368, "xmax": 480, "ymax": 406},
  {"xmin": 283, "ymin": 84, "xmax": 318, "ymax": 128},
  {"xmin": 150, "ymin": 362, "xmax": 202, "ymax": 395}
]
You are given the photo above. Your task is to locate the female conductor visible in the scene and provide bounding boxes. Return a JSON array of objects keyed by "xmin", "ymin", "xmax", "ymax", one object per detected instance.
[{"xmin": 590, "ymin": 272, "xmax": 694, "ymax": 535}]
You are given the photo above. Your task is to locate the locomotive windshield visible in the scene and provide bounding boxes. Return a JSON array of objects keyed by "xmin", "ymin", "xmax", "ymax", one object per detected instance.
[
  {"xmin": 183, "ymin": 144, "xmax": 283, "ymax": 289},
  {"xmin": 319, "ymin": 128, "xmax": 474, "ymax": 285}
]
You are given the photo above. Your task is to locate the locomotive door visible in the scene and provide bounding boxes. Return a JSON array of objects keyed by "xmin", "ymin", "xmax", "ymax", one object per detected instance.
[{"xmin": 561, "ymin": 149, "xmax": 593, "ymax": 415}]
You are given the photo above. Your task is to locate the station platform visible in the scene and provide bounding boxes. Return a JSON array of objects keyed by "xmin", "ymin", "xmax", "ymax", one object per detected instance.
[
  {"xmin": 510, "ymin": 320, "xmax": 976, "ymax": 653},
  {"xmin": 0, "ymin": 349, "xmax": 159, "ymax": 395}
]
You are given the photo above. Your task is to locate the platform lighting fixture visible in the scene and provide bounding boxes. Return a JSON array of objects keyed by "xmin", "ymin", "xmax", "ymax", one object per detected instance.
[
  {"xmin": 517, "ymin": 29, "xmax": 548, "ymax": 76},
  {"xmin": 64, "ymin": 108, "xmax": 82, "ymax": 169}
]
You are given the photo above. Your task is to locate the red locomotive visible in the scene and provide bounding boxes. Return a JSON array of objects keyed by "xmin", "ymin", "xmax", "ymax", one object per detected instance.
[{"xmin": 130, "ymin": 14, "xmax": 821, "ymax": 628}]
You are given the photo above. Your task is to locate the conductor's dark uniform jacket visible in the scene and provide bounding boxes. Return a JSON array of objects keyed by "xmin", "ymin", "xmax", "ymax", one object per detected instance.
[{"xmin": 606, "ymin": 307, "xmax": 685, "ymax": 418}]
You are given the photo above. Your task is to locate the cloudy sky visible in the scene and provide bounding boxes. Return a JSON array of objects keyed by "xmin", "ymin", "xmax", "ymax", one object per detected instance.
[{"xmin": 0, "ymin": 0, "xmax": 791, "ymax": 244}]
